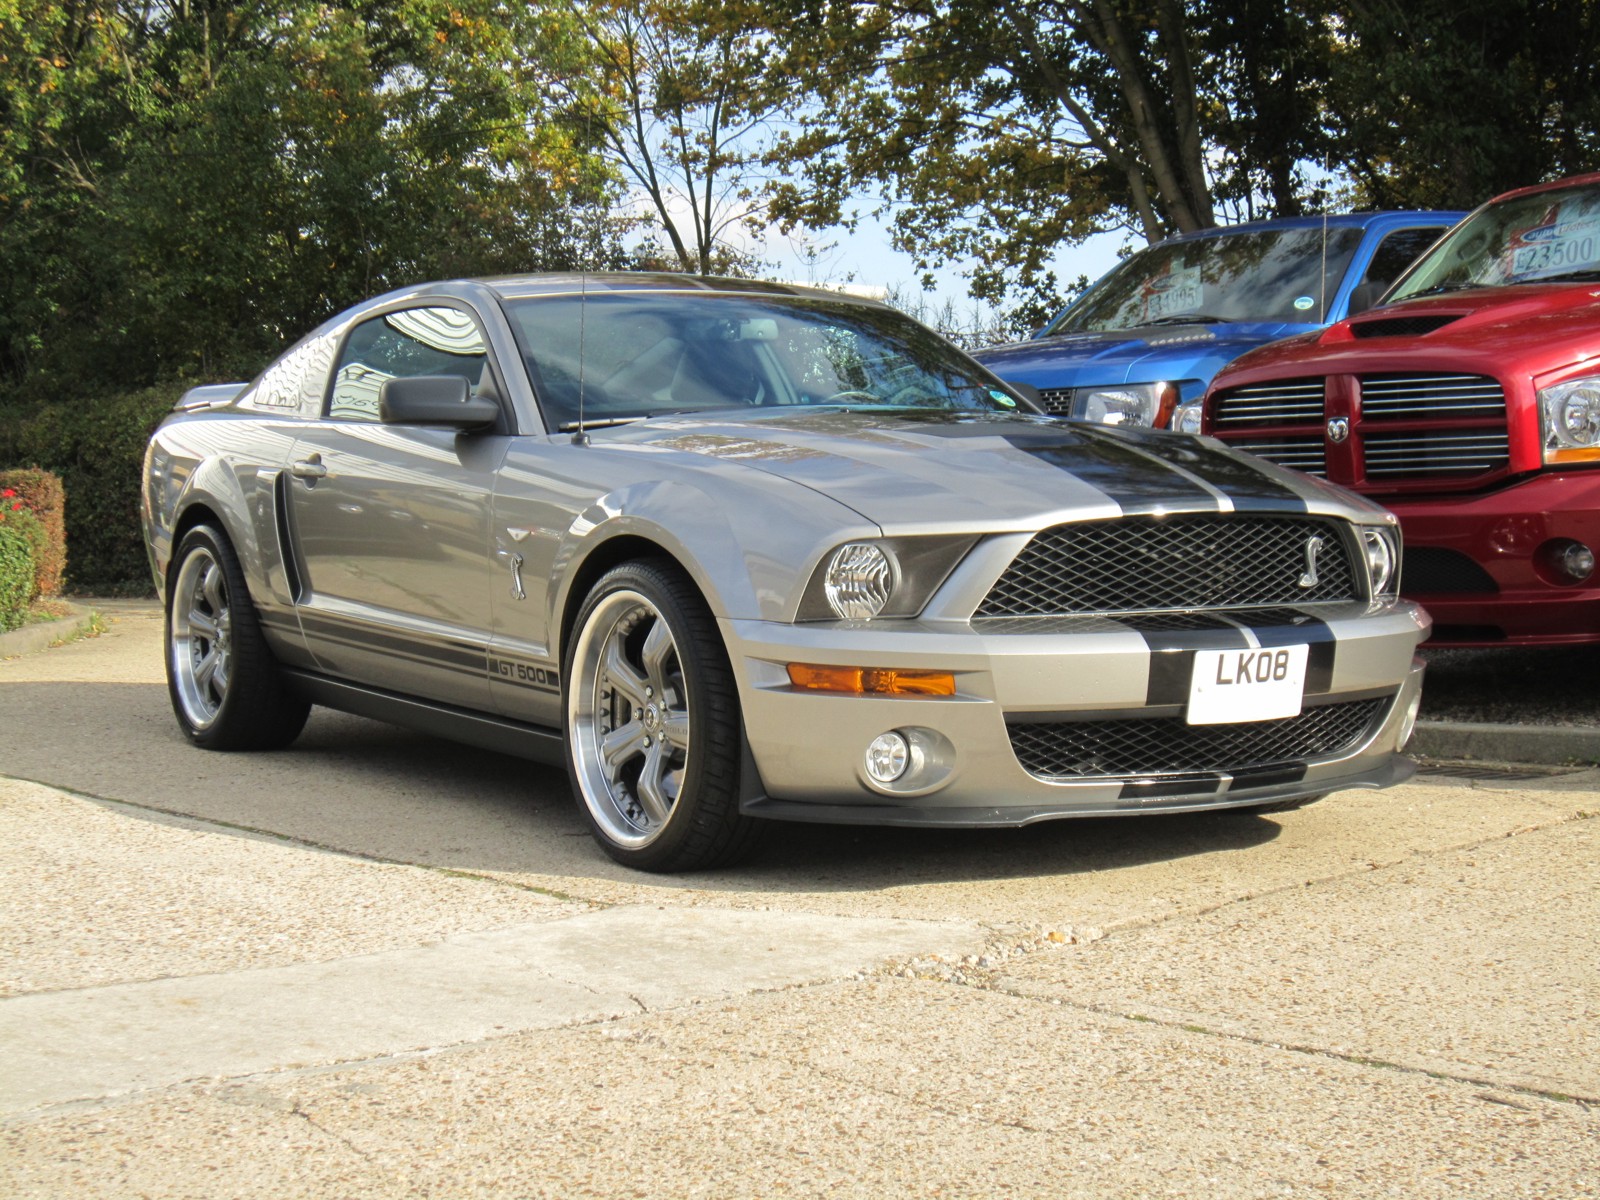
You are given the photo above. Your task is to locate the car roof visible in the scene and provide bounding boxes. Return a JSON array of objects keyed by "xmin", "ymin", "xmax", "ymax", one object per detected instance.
[
  {"xmin": 480, "ymin": 272, "xmax": 877, "ymax": 305},
  {"xmin": 1154, "ymin": 211, "xmax": 1464, "ymax": 247},
  {"xmin": 1486, "ymin": 171, "xmax": 1600, "ymax": 206}
]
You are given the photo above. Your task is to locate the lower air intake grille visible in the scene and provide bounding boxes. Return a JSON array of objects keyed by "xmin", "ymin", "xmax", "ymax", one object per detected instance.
[
  {"xmin": 1008, "ymin": 698, "xmax": 1389, "ymax": 779},
  {"xmin": 1403, "ymin": 547, "xmax": 1499, "ymax": 594},
  {"xmin": 977, "ymin": 515, "xmax": 1358, "ymax": 616}
]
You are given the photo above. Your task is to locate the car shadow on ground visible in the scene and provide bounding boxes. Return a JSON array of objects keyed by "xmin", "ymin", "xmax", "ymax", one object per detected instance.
[{"xmin": 3, "ymin": 680, "xmax": 1296, "ymax": 894}]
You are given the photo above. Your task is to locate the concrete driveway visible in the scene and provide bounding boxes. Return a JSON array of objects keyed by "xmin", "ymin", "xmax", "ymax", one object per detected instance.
[{"xmin": 2, "ymin": 604, "xmax": 1596, "ymax": 1197}]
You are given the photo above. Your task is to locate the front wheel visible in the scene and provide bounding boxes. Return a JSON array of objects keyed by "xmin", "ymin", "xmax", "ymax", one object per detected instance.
[
  {"xmin": 564, "ymin": 559, "xmax": 762, "ymax": 871},
  {"xmin": 166, "ymin": 524, "xmax": 309, "ymax": 751}
]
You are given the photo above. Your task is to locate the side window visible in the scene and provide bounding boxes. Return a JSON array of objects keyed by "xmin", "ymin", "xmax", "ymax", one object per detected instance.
[
  {"xmin": 248, "ymin": 333, "xmax": 338, "ymax": 415},
  {"xmin": 1359, "ymin": 227, "xmax": 1448, "ymax": 296},
  {"xmin": 328, "ymin": 306, "xmax": 489, "ymax": 421}
]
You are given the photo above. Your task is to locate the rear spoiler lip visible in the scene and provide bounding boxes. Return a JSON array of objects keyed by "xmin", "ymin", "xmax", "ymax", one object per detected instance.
[{"xmin": 174, "ymin": 383, "xmax": 249, "ymax": 412}]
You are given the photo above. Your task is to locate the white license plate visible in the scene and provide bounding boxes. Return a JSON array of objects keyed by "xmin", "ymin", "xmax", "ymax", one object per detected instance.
[{"xmin": 1186, "ymin": 645, "xmax": 1309, "ymax": 725}]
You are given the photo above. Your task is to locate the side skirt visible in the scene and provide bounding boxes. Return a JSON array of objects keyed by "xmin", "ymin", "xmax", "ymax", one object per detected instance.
[{"xmin": 282, "ymin": 668, "xmax": 566, "ymax": 767}]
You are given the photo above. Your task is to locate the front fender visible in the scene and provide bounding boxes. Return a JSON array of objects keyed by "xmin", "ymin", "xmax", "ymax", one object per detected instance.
[{"xmin": 549, "ymin": 475, "xmax": 878, "ymax": 655}]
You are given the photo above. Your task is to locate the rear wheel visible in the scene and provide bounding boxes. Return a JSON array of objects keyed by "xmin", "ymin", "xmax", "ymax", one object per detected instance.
[
  {"xmin": 564, "ymin": 559, "xmax": 762, "ymax": 871},
  {"xmin": 166, "ymin": 524, "xmax": 309, "ymax": 750}
]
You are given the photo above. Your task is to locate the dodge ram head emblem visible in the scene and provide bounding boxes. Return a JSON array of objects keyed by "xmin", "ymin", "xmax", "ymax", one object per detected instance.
[{"xmin": 1326, "ymin": 417, "xmax": 1350, "ymax": 443}]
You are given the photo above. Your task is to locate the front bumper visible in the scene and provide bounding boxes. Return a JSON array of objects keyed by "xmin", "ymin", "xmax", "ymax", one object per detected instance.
[
  {"xmin": 725, "ymin": 601, "xmax": 1429, "ymax": 824},
  {"xmin": 1388, "ymin": 469, "xmax": 1600, "ymax": 646}
]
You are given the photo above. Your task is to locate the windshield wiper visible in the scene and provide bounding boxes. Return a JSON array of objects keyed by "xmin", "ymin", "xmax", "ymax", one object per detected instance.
[
  {"xmin": 1143, "ymin": 314, "xmax": 1232, "ymax": 325},
  {"xmin": 1407, "ymin": 280, "xmax": 1483, "ymax": 298},
  {"xmin": 558, "ymin": 415, "xmax": 645, "ymax": 432}
]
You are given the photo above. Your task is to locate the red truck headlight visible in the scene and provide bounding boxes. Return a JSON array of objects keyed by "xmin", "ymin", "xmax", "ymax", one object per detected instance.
[{"xmin": 1538, "ymin": 376, "xmax": 1600, "ymax": 464}]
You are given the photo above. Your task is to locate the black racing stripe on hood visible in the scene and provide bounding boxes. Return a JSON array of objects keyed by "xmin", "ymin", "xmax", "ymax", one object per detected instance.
[
  {"xmin": 998, "ymin": 427, "xmax": 1223, "ymax": 513},
  {"xmin": 1080, "ymin": 425, "xmax": 1310, "ymax": 513}
]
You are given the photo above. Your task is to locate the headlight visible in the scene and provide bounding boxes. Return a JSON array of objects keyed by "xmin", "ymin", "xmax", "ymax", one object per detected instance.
[
  {"xmin": 1538, "ymin": 376, "xmax": 1600, "ymax": 464},
  {"xmin": 1171, "ymin": 398, "xmax": 1204, "ymax": 435},
  {"xmin": 822, "ymin": 543, "xmax": 897, "ymax": 619},
  {"xmin": 796, "ymin": 536, "xmax": 977, "ymax": 621},
  {"xmin": 1071, "ymin": 382, "xmax": 1179, "ymax": 428},
  {"xmin": 1361, "ymin": 526, "xmax": 1400, "ymax": 600}
]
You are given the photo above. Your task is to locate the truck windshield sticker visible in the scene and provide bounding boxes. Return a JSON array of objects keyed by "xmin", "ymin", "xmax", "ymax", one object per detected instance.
[
  {"xmin": 1504, "ymin": 197, "xmax": 1600, "ymax": 282},
  {"xmin": 1141, "ymin": 264, "xmax": 1203, "ymax": 322}
]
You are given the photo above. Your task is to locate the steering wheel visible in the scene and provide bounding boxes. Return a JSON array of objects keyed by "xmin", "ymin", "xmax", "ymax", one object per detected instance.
[{"xmin": 821, "ymin": 390, "xmax": 882, "ymax": 404}]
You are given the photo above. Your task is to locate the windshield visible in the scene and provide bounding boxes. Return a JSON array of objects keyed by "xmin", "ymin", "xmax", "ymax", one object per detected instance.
[
  {"xmin": 1388, "ymin": 183, "xmax": 1600, "ymax": 301},
  {"xmin": 1045, "ymin": 226, "xmax": 1366, "ymax": 333},
  {"xmin": 501, "ymin": 292, "xmax": 1022, "ymax": 429}
]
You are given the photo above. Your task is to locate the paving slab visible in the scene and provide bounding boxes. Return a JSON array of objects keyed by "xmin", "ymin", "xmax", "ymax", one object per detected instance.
[
  {"xmin": 997, "ymin": 814, "xmax": 1600, "ymax": 1101},
  {"xmin": 0, "ymin": 778, "xmax": 582, "ymax": 996},
  {"xmin": 4, "ymin": 982, "xmax": 1596, "ymax": 1199},
  {"xmin": 3, "ymin": 905, "xmax": 982, "ymax": 1116}
]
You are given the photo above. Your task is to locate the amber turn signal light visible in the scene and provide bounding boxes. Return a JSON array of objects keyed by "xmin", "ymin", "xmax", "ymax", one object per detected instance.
[{"xmin": 786, "ymin": 664, "xmax": 956, "ymax": 696}]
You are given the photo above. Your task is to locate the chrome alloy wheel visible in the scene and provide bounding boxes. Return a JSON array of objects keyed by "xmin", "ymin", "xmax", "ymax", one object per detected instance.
[
  {"xmin": 569, "ymin": 589, "xmax": 692, "ymax": 849},
  {"xmin": 170, "ymin": 546, "xmax": 234, "ymax": 729}
]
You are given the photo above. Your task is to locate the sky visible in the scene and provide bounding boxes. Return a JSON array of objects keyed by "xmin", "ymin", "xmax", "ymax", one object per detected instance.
[
  {"xmin": 759, "ymin": 207, "xmax": 1130, "ymax": 325},
  {"xmin": 635, "ymin": 182, "xmax": 1133, "ymax": 338}
]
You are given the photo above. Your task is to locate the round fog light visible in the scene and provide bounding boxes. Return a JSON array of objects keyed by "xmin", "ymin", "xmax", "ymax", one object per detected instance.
[
  {"xmin": 865, "ymin": 731, "xmax": 910, "ymax": 784},
  {"xmin": 1559, "ymin": 541, "xmax": 1596, "ymax": 583}
]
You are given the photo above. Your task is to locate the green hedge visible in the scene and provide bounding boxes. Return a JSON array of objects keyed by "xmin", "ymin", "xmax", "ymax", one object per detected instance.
[
  {"xmin": 0, "ymin": 517, "xmax": 38, "ymax": 632},
  {"xmin": 0, "ymin": 389, "xmax": 174, "ymax": 593},
  {"xmin": 0, "ymin": 468, "xmax": 67, "ymax": 597}
]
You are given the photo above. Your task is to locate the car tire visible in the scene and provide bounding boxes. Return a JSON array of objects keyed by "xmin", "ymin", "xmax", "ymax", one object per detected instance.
[
  {"xmin": 564, "ymin": 558, "xmax": 763, "ymax": 872},
  {"xmin": 165, "ymin": 523, "xmax": 310, "ymax": 751}
]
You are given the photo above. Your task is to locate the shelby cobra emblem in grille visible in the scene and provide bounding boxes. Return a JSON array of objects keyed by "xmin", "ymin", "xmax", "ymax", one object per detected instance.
[{"xmin": 1297, "ymin": 535, "xmax": 1323, "ymax": 589}]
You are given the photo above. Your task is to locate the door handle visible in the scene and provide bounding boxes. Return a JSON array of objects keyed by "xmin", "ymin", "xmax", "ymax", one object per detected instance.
[{"xmin": 290, "ymin": 455, "xmax": 327, "ymax": 481}]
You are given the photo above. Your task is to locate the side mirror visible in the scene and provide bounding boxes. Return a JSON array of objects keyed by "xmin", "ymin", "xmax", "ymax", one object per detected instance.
[
  {"xmin": 1005, "ymin": 381, "xmax": 1045, "ymax": 412},
  {"xmin": 379, "ymin": 375, "xmax": 500, "ymax": 429},
  {"xmin": 1345, "ymin": 281, "xmax": 1386, "ymax": 317}
]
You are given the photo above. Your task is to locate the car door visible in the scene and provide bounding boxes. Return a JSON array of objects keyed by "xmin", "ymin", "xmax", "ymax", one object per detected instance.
[{"xmin": 286, "ymin": 303, "xmax": 509, "ymax": 711}]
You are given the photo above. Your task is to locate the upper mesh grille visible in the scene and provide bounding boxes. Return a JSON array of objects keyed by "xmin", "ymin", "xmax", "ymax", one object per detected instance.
[{"xmin": 977, "ymin": 516, "xmax": 1358, "ymax": 617}]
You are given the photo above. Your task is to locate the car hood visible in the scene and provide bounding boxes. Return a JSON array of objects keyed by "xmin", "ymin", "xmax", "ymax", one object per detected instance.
[
  {"xmin": 592, "ymin": 409, "xmax": 1352, "ymax": 530},
  {"xmin": 972, "ymin": 321, "xmax": 1320, "ymax": 390},
  {"xmin": 1223, "ymin": 282, "xmax": 1600, "ymax": 381}
]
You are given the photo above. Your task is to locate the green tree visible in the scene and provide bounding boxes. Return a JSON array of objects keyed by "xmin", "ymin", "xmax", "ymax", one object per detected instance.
[
  {"xmin": 1327, "ymin": 0, "xmax": 1600, "ymax": 210},
  {"xmin": 0, "ymin": 0, "xmax": 621, "ymax": 588},
  {"xmin": 745, "ymin": 0, "xmax": 1281, "ymax": 323},
  {"xmin": 0, "ymin": 0, "xmax": 618, "ymax": 397},
  {"xmin": 565, "ymin": 0, "xmax": 780, "ymax": 275}
]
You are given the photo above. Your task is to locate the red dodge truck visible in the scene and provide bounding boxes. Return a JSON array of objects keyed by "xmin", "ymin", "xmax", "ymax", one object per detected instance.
[{"xmin": 1200, "ymin": 174, "xmax": 1600, "ymax": 646}]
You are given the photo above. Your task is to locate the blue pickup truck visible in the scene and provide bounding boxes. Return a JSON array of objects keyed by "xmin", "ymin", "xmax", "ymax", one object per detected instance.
[{"xmin": 973, "ymin": 211, "xmax": 1463, "ymax": 431}]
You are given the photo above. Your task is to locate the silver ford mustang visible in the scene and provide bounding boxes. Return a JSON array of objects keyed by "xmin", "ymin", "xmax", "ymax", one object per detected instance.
[{"xmin": 142, "ymin": 274, "xmax": 1429, "ymax": 871}]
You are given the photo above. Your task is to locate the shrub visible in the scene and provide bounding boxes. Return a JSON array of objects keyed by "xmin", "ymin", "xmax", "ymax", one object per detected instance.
[
  {"xmin": 0, "ymin": 389, "xmax": 174, "ymax": 592},
  {"xmin": 0, "ymin": 469, "xmax": 67, "ymax": 597},
  {"xmin": 0, "ymin": 519, "xmax": 37, "ymax": 632}
]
